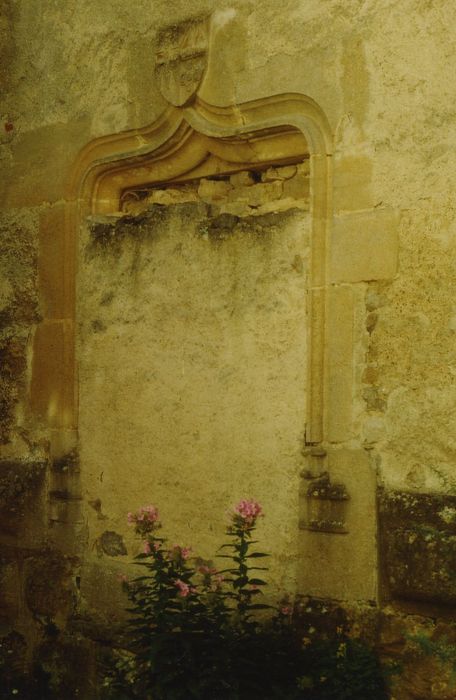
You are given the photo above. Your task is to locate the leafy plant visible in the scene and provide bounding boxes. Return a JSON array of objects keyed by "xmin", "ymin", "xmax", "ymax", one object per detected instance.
[
  {"xmin": 101, "ymin": 500, "xmax": 391, "ymax": 700},
  {"xmin": 407, "ymin": 630, "xmax": 456, "ymax": 686}
]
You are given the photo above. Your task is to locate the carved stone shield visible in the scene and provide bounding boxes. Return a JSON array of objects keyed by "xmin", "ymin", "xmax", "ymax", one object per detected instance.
[{"xmin": 155, "ymin": 18, "xmax": 209, "ymax": 107}]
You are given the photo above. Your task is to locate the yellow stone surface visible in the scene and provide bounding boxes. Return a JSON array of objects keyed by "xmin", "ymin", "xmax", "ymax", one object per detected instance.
[{"xmin": 2, "ymin": 3, "xmax": 456, "ymax": 676}]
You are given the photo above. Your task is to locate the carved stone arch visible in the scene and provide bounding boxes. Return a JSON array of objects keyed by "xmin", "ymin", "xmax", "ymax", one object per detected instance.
[{"xmin": 65, "ymin": 93, "xmax": 333, "ymax": 455}]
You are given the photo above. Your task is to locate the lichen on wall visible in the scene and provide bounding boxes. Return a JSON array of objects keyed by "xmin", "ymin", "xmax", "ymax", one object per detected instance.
[{"xmin": 0, "ymin": 209, "xmax": 40, "ymax": 445}]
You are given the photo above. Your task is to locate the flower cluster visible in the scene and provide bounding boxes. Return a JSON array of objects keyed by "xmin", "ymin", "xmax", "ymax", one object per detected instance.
[
  {"xmin": 175, "ymin": 579, "xmax": 197, "ymax": 598},
  {"xmin": 168, "ymin": 544, "xmax": 192, "ymax": 562},
  {"xmin": 143, "ymin": 541, "xmax": 160, "ymax": 555},
  {"xmin": 232, "ymin": 498, "xmax": 263, "ymax": 528},
  {"xmin": 107, "ymin": 497, "xmax": 389, "ymax": 700},
  {"xmin": 127, "ymin": 505, "xmax": 160, "ymax": 536}
]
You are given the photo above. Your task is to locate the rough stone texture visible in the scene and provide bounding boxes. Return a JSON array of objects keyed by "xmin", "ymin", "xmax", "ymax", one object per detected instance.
[
  {"xmin": 0, "ymin": 460, "xmax": 47, "ymax": 536},
  {"xmin": 379, "ymin": 489, "xmax": 456, "ymax": 607},
  {"xmin": 123, "ymin": 163, "xmax": 310, "ymax": 218},
  {"xmin": 0, "ymin": 211, "xmax": 39, "ymax": 444},
  {"xmin": 24, "ymin": 549, "xmax": 76, "ymax": 621},
  {"xmin": 296, "ymin": 600, "xmax": 456, "ymax": 700},
  {"xmin": 378, "ymin": 608, "xmax": 456, "ymax": 700}
]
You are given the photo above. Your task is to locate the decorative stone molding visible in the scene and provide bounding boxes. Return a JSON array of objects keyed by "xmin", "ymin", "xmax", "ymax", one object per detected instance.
[
  {"xmin": 65, "ymin": 94, "xmax": 333, "ymax": 453},
  {"xmin": 300, "ymin": 473, "xmax": 350, "ymax": 534},
  {"xmin": 155, "ymin": 17, "xmax": 209, "ymax": 107}
]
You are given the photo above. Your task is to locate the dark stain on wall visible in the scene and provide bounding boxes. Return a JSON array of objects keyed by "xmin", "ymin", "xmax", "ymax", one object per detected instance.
[{"xmin": 0, "ymin": 459, "xmax": 47, "ymax": 534}]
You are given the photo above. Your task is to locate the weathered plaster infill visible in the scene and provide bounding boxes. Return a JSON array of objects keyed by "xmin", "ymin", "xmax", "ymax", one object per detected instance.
[{"xmin": 79, "ymin": 202, "xmax": 310, "ymax": 604}]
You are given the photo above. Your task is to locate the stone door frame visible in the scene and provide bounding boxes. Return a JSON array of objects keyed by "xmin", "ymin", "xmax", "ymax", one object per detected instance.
[{"xmin": 53, "ymin": 93, "xmax": 333, "ymax": 460}]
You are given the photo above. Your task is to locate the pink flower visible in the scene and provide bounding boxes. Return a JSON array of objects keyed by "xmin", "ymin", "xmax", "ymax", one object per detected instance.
[
  {"xmin": 127, "ymin": 505, "xmax": 160, "ymax": 534},
  {"xmin": 137, "ymin": 505, "xmax": 159, "ymax": 522},
  {"xmin": 281, "ymin": 606, "xmax": 293, "ymax": 616},
  {"xmin": 232, "ymin": 499, "xmax": 263, "ymax": 526},
  {"xmin": 143, "ymin": 541, "xmax": 160, "ymax": 554},
  {"xmin": 198, "ymin": 565, "xmax": 217, "ymax": 575},
  {"xmin": 169, "ymin": 545, "xmax": 192, "ymax": 561},
  {"xmin": 211, "ymin": 574, "xmax": 225, "ymax": 592},
  {"xmin": 175, "ymin": 579, "xmax": 197, "ymax": 597}
]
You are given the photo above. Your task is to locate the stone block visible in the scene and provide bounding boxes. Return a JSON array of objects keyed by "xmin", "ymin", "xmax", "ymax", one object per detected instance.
[
  {"xmin": 327, "ymin": 285, "xmax": 354, "ymax": 441},
  {"xmin": 255, "ymin": 198, "xmax": 310, "ymax": 216},
  {"xmin": 76, "ymin": 559, "xmax": 131, "ymax": 640},
  {"xmin": 218, "ymin": 201, "xmax": 250, "ymax": 217},
  {"xmin": 302, "ymin": 473, "xmax": 350, "ymax": 533},
  {"xmin": 230, "ymin": 181, "xmax": 283, "ymax": 207},
  {"xmin": 1, "ymin": 118, "xmax": 91, "ymax": 208},
  {"xmin": 39, "ymin": 204, "xmax": 72, "ymax": 319},
  {"xmin": 362, "ymin": 415, "xmax": 386, "ymax": 443},
  {"xmin": 0, "ymin": 559, "xmax": 20, "ymax": 624},
  {"xmin": 0, "ymin": 335, "xmax": 28, "ymax": 443},
  {"xmin": 30, "ymin": 320, "xmax": 75, "ymax": 428},
  {"xmin": 282, "ymin": 173, "xmax": 309, "ymax": 200},
  {"xmin": 332, "ymin": 154, "xmax": 373, "ymax": 213},
  {"xmin": 229, "ymin": 170, "xmax": 256, "ymax": 187},
  {"xmin": 197, "ymin": 178, "xmax": 232, "ymax": 202},
  {"xmin": 298, "ymin": 449, "xmax": 377, "ymax": 602},
  {"xmin": 379, "ymin": 490, "xmax": 456, "ymax": 606},
  {"xmin": 33, "ymin": 635, "xmax": 97, "ymax": 699},
  {"xmin": 24, "ymin": 548, "xmax": 75, "ymax": 620},
  {"xmin": 297, "ymin": 161, "xmax": 311, "ymax": 176},
  {"xmin": 94, "ymin": 530, "xmax": 128, "ymax": 557},
  {"xmin": 330, "ymin": 208, "xmax": 399, "ymax": 283},
  {"xmin": 149, "ymin": 188, "xmax": 198, "ymax": 205},
  {"xmin": 261, "ymin": 165, "xmax": 297, "ymax": 182},
  {"xmin": 0, "ymin": 459, "xmax": 47, "ymax": 538}
]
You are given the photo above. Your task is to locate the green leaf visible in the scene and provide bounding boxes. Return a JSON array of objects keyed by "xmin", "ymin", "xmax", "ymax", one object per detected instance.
[{"xmin": 246, "ymin": 603, "xmax": 273, "ymax": 610}]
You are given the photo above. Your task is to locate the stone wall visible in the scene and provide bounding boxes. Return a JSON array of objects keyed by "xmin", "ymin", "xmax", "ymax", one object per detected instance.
[{"xmin": 2, "ymin": 1, "xmax": 456, "ymax": 697}]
